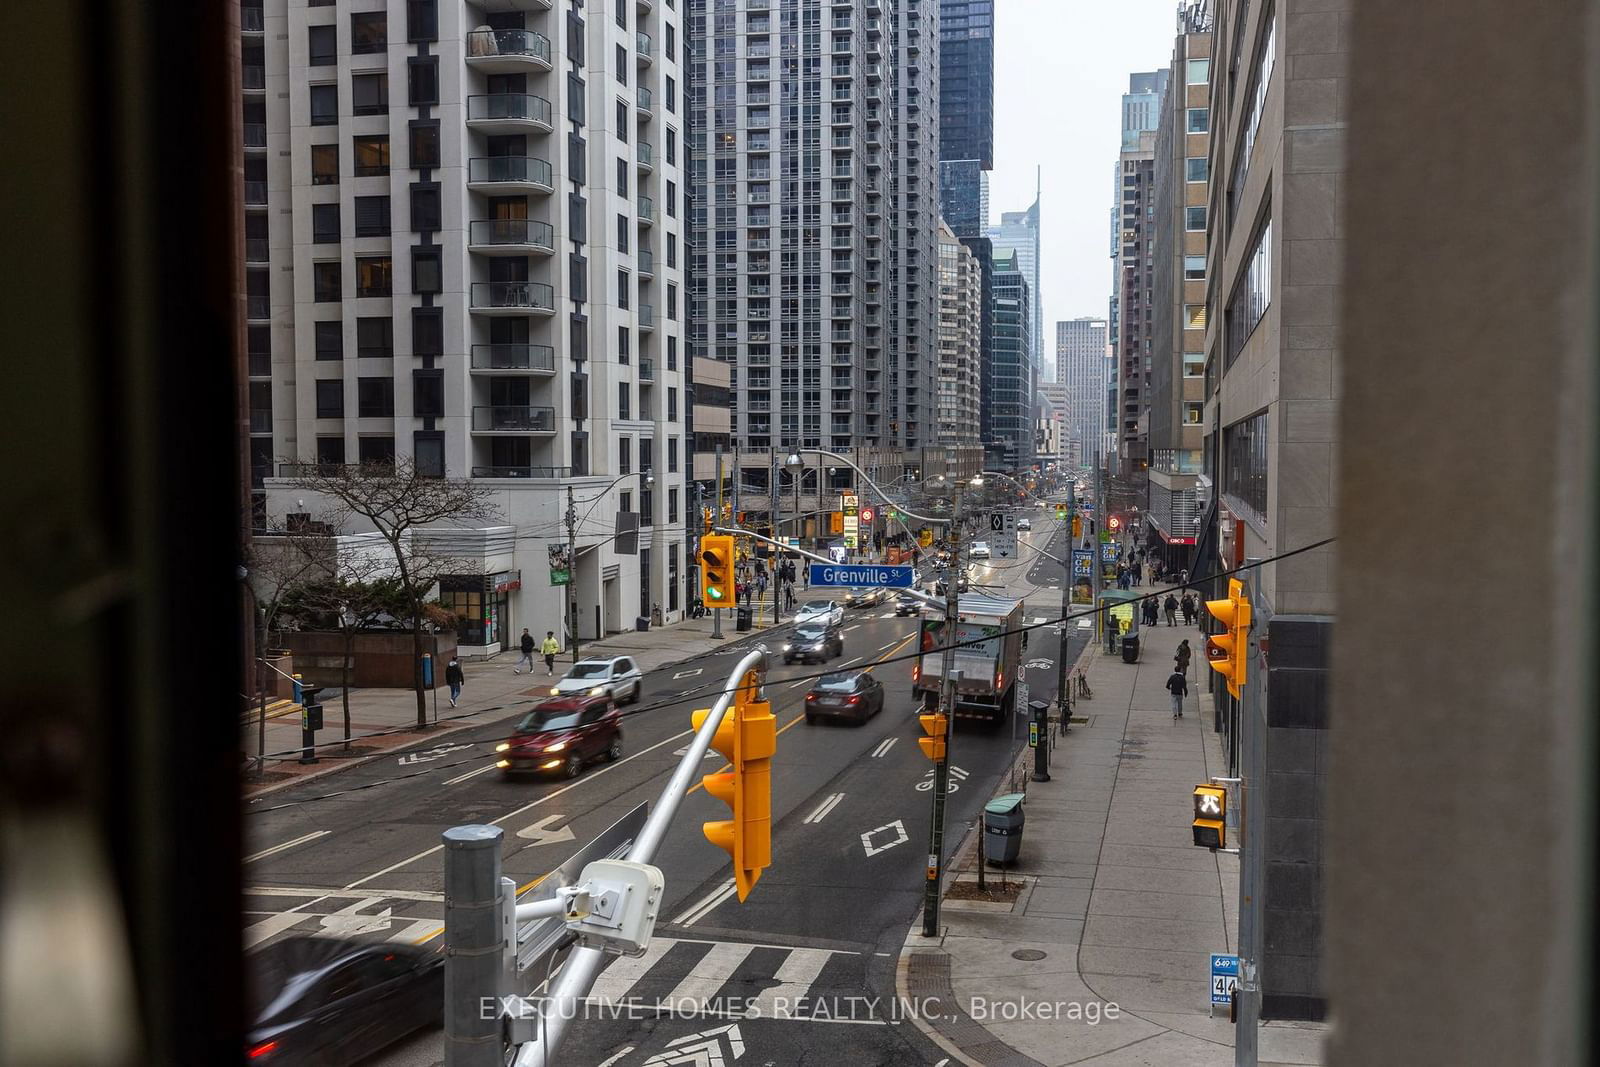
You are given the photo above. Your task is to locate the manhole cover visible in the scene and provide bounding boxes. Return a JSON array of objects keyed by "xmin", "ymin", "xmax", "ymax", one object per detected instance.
[{"xmin": 1011, "ymin": 949, "xmax": 1048, "ymax": 962}]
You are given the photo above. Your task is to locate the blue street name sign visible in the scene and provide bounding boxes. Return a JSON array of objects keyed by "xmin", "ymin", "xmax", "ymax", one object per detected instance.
[{"xmin": 808, "ymin": 563, "xmax": 915, "ymax": 588}]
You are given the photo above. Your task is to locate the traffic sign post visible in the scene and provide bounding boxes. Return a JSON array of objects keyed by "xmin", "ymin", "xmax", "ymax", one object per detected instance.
[
  {"xmin": 984, "ymin": 511, "xmax": 1019, "ymax": 559},
  {"xmin": 807, "ymin": 563, "xmax": 915, "ymax": 588}
]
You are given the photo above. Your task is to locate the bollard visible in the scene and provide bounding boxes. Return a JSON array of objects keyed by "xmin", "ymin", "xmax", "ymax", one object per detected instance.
[{"xmin": 444, "ymin": 825, "xmax": 508, "ymax": 1067}]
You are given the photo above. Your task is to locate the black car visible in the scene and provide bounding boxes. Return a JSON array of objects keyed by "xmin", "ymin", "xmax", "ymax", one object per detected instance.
[
  {"xmin": 934, "ymin": 573, "xmax": 970, "ymax": 597},
  {"xmin": 894, "ymin": 591, "xmax": 920, "ymax": 616},
  {"xmin": 246, "ymin": 936, "xmax": 443, "ymax": 1064},
  {"xmin": 784, "ymin": 622, "xmax": 844, "ymax": 664},
  {"xmin": 805, "ymin": 671, "xmax": 885, "ymax": 724}
]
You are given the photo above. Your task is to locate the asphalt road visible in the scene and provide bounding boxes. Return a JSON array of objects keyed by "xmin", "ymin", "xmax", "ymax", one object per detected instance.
[{"xmin": 243, "ymin": 516, "xmax": 1088, "ymax": 1067}]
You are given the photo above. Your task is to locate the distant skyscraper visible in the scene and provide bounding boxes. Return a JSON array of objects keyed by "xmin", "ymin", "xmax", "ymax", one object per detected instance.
[
  {"xmin": 1056, "ymin": 318, "xmax": 1108, "ymax": 468},
  {"xmin": 1112, "ymin": 70, "xmax": 1168, "ymax": 477},
  {"xmin": 937, "ymin": 218, "xmax": 982, "ymax": 447},
  {"xmin": 988, "ymin": 192, "xmax": 1042, "ymax": 376},
  {"xmin": 938, "ymin": 0, "xmax": 994, "ymax": 170},
  {"xmin": 987, "ymin": 248, "xmax": 1034, "ymax": 469}
]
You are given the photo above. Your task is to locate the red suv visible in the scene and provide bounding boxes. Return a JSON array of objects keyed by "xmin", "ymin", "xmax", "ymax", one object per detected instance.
[{"xmin": 496, "ymin": 695, "xmax": 623, "ymax": 779}]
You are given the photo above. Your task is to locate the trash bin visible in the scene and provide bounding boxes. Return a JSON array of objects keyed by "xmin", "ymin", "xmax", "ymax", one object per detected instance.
[
  {"xmin": 635, "ymin": 616, "xmax": 650, "ymax": 632},
  {"xmin": 984, "ymin": 793, "xmax": 1026, "ymax": 865},
  {"xmin": 1121, "ymin": 633, "xmax": 1140, "ymax": 663},
  {"xmin": 736, "ymin": 606, "xmax": 753, "ymax": 632}
]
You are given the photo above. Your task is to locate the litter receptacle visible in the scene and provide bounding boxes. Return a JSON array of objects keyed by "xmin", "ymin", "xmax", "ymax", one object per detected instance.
[
  {"xmin": 635, "ymin": 616, "xmax": 650, "ymax": 632},
  {"xmin": 984, "ymin": 792, "xmax": 1026, "ymax": 865},
  {"xmin": 736, "ymin": 606, "xmax": 753, "ymax": 632},
  {"xmin": 1121, "ymin": 634, "xmax": 1140, "ymax": 663}
]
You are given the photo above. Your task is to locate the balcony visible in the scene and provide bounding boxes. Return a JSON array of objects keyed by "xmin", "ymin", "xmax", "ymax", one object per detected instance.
[
  {"xmin": 638, "ymin": 196, "xmax": 655, "ymax": 225},
  {"xmin": 637, "ymin": 141, "xmax": 654, "ymax": 172},
  {"xmin": 241, "ymin": 6, "xmax": 263, "ymax": 33},
  {"xmin": 639, "ymin": 358, "xmax": 655, "ymax": 381},
  {"xmin": 245, "ymin": 238, "xmax": 269, "ymax": 264},
  {"xmin": 470, "ymin": 280, "xmax": 556, "ymax": 315},
  {"xmin": 467, "ymin": 155, "xmax": 553, "ymax": 194},
  {"xmin": 637, "ymin": 0, "xmax": 652, "ymax": 11},
  {"xmin": 469, "ymin": 218, "xmax": 555, "ymax": 255},
  {"xmin": 249, "ymin": 409, "xmax": 272, "ymax": 433},
  {"xmin": 246, "ymin": 295, "xmax": 270, "ymax": 321},
  {"xmin": 467, "ymin": 94, "xmax": 554, "ymax": 135},
  {"xmin": 245, "ymin": 180, "xmax": 268, "ymax": 206},
  {"xmin": 244, "ymin": 123, "xmax": 266, "ymax": 151},
  {"xmin": 243, "ymin": 65, "xmax": 265, "ymax": 92},
  {"xmin": 638, "ymin": 249, "xmax": 655, "ymax": 277},
  {"xmin": 639, "ymin": 304, "xmax": 656, "ymax": 329},
  {"xmin": 636, "ymin": 32, "xmax": 654, "ymax": 66},
  {"xmin": 472, "ymin": 465, "xmax": 571, "ymax": 479},
  {"xmin": 472, "ymin": 405, "xmax": 556, "ymax": 433},
  {"xmin": 466, "ymin": 29, "xmax": 553, "ymax": 74},
  {"xmin": 637, "ymin": 86, "xmax": 654, "ymax": 118},
  {"xmin": 470, "ymin": 343, "xmax": 556, "ymax": 373}
]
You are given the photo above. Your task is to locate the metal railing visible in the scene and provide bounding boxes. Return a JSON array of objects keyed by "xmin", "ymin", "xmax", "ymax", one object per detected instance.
[
  {"xmin": 471, "ymin": 344, "xmax": 556, "ymax": 372},
  {"xmin": 249, "ymin": 410, "xmax": 272, "ymax": 433},
  {"xmin": 244, "ymin": 123, "xmax": 266, "ymax": 148},
  {"xmin": 636, "ymin": 31, "xmax": 653, "ymax": 58},
  {"xmin": 245, "ymin": 238, "xmax": 269, "ymax": 263},
  {"xmin": 471, "ymin": 465, "xmax": 571, "ymax": 479},
  {"xmin": 639, "ymin": 358, "xmax": 655, "ymax": 381},
  {"xmin": 637, "ymin": 86, "xmax": 653, "ymax": 112},
  {"xmin": 243, "ymin": 65, "xmax": 265, "ymax": 90},
  {"xmin": 638, "ymin": 196, "xmax": 655, "ymax": 222},
  {"xmin": 246, "ymin": 295, "xmax": 270, "ymax": 320},
  {"xmin": 466, "ymin": 28, "xmax": 552, "ymax": 64},
  {"xmin": 241, "ymin": 6, "xmax": 263, "ymax": 31},
  {"xmin": 472, "ymin": 406, "xmax": 556, "ymax": 432},
  {"xmin": 469, "ymin": 156, "xmax": 553, "ymax": 187},
  {"xmin": 638, "ymin": 304, "xmax": 655, "ymax": 327},
  {"xmin": 469, "ymin": 218, "xmax": 555, "ymax": 250},
  {"xmin": 245, "ymin": 180, "xmax": 267, "ymax": 204},
  {"xmin": 467, "ymin": 94, "xmax": 554, "ymax": 127},
  {"xmin": 638, "ymin": 249, "xmax": 655, "ymax": 274},
  {"xmin": 637, "ymin": 141, "xmax": 654, "ymax": 167},
  {"xmin": 470, "ymin": 281, "xmax": 555, "ymax": 311}
]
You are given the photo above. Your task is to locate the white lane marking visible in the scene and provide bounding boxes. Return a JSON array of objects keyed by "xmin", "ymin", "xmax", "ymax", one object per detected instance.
[
  {"xmin": 673, "ymin": 879, "xmax": 738, "ymax": 926},
  {"xmin": 746, "ymin": 948, "xmax": 834, "ymax": 1019},
  {"xmin": 673, "ymin": 668, "xmax": 704, "ymax": 680},
  {"xmin": 389, "ymin": 918, "xmax": 444, "ymax": 944},
  {"xmin": 515, "ymin": 812, "xmax": 577, "ymax": 847},
  {"xmin": 845, "ymin": 624, "xmax": 861, "ymax": 631},
  {"xmin": 665, "ymin": 943, "xmax": 757, "ymax": 1003},
  {"xmin": 870, "ymin": 737, "xmax": 898, "ymax": 758},
  {"xmin": 787, "ymin": 680, "xmax": 806, "ymax": 689},
  {"xmin": 597, "ymin": 1048, "xmax": 636, "ymax": 1067},
  {"xmin": 444, "ymin": 763, "xmax": 498, "ymax": 785},
  {"xmin": 861, "ymin": 820, "xmax": 910, "ymax": 857},
  {"xmin": 246, "ymin": 885, "xmax": 445, "ymax": 902},
  {"xmin": 803, "ymin": 793, "xmax": 846, "ymax": 824},
  {"xmin": 244, "ymin": 829, "xmax": 329, "ymax": 864},
  {"xmin": 589, "ymin": 937, "xmax": 678, "ymax": 1003},
  {"xmin": 878, "ymin": 641, "xmax": 897, "ymax": 651},
  {"xmin": 243, "ymin": 911, "xmax": 311, "ymax": 947}
]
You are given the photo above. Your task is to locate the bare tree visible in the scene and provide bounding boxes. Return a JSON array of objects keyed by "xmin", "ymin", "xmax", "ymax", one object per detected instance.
[{"xmin": 288, "ymin": 458, "xmax": 499, "ymax": 728}]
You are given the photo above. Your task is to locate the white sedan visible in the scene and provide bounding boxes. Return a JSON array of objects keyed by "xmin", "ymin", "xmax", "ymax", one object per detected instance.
[
  {"xmin": 969, "ymin": 541, "xmax": 991, "ymax": 559},
  {"xmin": 550, "ymin": 656, "xmax": 644, "ymax": 704},
  {"xmin": 793, "ymin": 599, "xmax": 845, "ymax": 629}
]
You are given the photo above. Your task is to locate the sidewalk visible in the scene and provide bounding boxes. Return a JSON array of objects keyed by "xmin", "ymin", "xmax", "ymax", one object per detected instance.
[
  {"xmin": 899, "ymin": 586, "xmax": 1329, "ymax": 1066},
  {"xmin": 241, "ymin": 605, "xmax": 791, "ymax": 798}
]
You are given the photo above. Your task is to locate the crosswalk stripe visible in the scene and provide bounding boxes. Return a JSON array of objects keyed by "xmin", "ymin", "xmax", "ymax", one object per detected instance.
[
  {"xmin": 747, "ymin": 949, "xmax": 833, "ymax": 1020},
  {"xmin": 664, "ymin": 942, "xmax": 756, "ymax": 1003},
  {"xmin": 589, "ymin": 938, "xmax": 678, "ymax": 1004},
  {"xmin": 390, "ymin": 919, "xmax": 443, "ymax": 944},
  {"xmin": 244, "ymin": 911, "xmax": 309, "ymax": 948}
]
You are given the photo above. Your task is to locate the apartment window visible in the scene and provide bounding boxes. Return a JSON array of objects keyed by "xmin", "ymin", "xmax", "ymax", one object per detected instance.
[
  {"xmin": 312, "ymin": 203, "xmax": 340, "ymax": 243},
  {"xmin": 667, "ymin": 436, "xmax": 678, "ymax": 473},
  {"xmin": 568, "ymin": 73, "xmax": 587, "ymax": 124},
  {"xmin": 316, "ymin": 436, "xmax": 345, "ymax": 465},
  {"xmin": 619, "ymin": 436, "xmax": 632, "ymax": 474},
  {"xmin": 668, "ymin": 487, "xmax": 678, "ymax": 524},
  {"xmin": 666, "ymin": 233, "xmax": 677, "ymax": 268},
  {"xmin": 1186, "ymin": 156, "xmax": 1208, "ymax": 182},
  {"xmin": 568, "ymin": 132, "xmax": 587, "ymax": 184},
  {"xmin": 1223, "ymin": 411, "xmax": 1268, "ymax": 522},
  {"xmin": 1185, "ymin": 205, "xmax": 1207, "ymax": 232},
  {"xmin": 353, "ymin": 135, "xmax": 389, "ymax": 176},
  {"xmin": 615, "ymin": 2, "xmax": 626, "ymax": 28},
  {"xmin": 665, "ymin": 127, "xmax": 676, "ymax": 166},
  {"xmin": 350, "ymin": 12, "xmax": 386, "ymax": 53},
  {"xmin": 414, "ymin": 432, "xmax": 445, "ymax": 477},
  {"xmin": 412, "ymin": 307, "xmax": 443, "ymax": 356},
  {"xmin": 315, "ymin": 379, "xmax": 344, "ymax": 417},
  {"xmin": 410, "ymin": 122, "xmax": 440, "ymax": 168},
  {"xmin": 314, "ymin": 321, "xmax": 343, "ymax": 360},
  {"xmin": 667, "ymin": 283, "xmax": 677, "ymax": 320},
  {"xmin": 358, "ymin": 436, "xmax": 396, "ymax": 465},
  {"xmin": 310, "ymin": 84, "xmax": 338, "ymax": 125},
  {"xmin": 617, "ymin": 157, "xmax": 629, "ymax": 197},
  {"xmin": 1183, "ymin": 354, "xmax": 1205, "ymax": 377},
  {"xmin": 410, "ymin": 185, "xmax": 441, "ymax": 231},
  {"xmin": 666, "ymin": 335, "xmax": 677, "ymax": 370},
  {"xmin": 407, "ymin": 0, "xmax": 438, "ymax": 42},
  {"xmin": 618, "ymin": 325, "xmax": 630, "ymax": 364},
  {"xmin": 412, "ymin": 248, "xmax": 441, "ymax": 294},
  {"xmin": 1186, "ymin": 58, "xmax": 1210, "ymax": 84},
  {"xmin": 666, "ymin": 180, "xmax": 676, "ymax": 217},
  {"xmin": 1184, "ymin": 254, "xmax": 1207, "ymax": 281},
  {"xmin": 357, "ymin": 376, "xmax": 394, "ymax": 417},
  {"xmin": 408, "ymin": 57, "xmax": 439, "ymax": 106},
  {"xmin": 1184, "ymin": 304, "xmax": 1207, "ymax": 330},
  {"xmin": 356, "ymin": 256, "xmax": 392, "ymax": 297},
  {"xmin": 618, "ymin": 269, "xmax": 630, "ymax": 309},
  {"xmin": 354, "ymin": 195, "xmax": 390, "ymax": 237},
  {"xmin": 312, "ymin": 143, "xmax": 339, "ymax": 184},
  {"xmin": 618, "ymin": 381, "xmax": 631, "ymax": 420},
  {"xmin": 413, "ymin": 369, "xmax": 444, "ymax": 418},
  {"xmin": 665, "ymin": 24, "xmax": 675, "ymax": 61},
  {"xmin": 356, "ymin": 316, "xmax": 393, "ymax": 357},
  {"xmin": 617, "ymin": 99, "xmax": 629, "ymax": 141},
  {"xmin": 617, "ymin": 214, "xmax": 630, "ymax": 253},
  {"xmin": 1225, "ymin": 216, "xmax": 1273, "ymax": 367},
  {"xmin": 309, "ymin": 24, "xmax": 336, "ymax": 66},
  {"xmin": 1186, "ymin": 107, "xmax": 1208, "ymax": 133},
  {"xmin": 667, "ymin": 386, "xmax": 678, "ymax": 422},
  {"xmin": 1232, "ymin": 12, "xmax": 1278, "ymax": 222},
  {"xmin": 616, "ymin": 44, "xmax": 628, "ymax": 84},
  {"xmin": 313, "ymin": 261, "xmax": 342, "ymax": 301},
  {"xmin": 665, "ymin": 75, "xmax": 675, "ymax": 112},
  {"xmin": 352, "ymin": 73, "xmax": 388, "ymax": 116},
  {"xmin": 1184, "ymin": 402, "xmax": 1204, "ymax": 426}
]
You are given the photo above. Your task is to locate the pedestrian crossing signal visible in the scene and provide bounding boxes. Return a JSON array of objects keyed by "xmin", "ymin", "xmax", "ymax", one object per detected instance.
[
  {"xmin": 693, "ymin": 669, "xmax": 775, "ymax": 900},
  {"xmin": 917, "ymin": 711, "xmax": 947, "ymax": 762},
  {"xmin": 1193, "ymin": 785, "xmax": 1226, "ymax": 849},
  {"xmin": 700, "ymin": 534, "xmax": 734, "ymax": 606}
]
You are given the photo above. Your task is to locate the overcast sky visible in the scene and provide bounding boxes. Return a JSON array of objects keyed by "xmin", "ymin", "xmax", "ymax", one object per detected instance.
[{"xmin": 987, "ymin": 0, "xmax": 1182, "ymax": 355}]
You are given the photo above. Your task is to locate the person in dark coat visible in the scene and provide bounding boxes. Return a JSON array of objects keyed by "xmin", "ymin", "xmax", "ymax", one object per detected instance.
[
  {"xmin": 515, "ymin": 628, "xmax": 536, "ymax": 674},
  {"xmin": 1163, "ymin": 593, "xmax": 1179, "ymax": 626},
  {"xmin": 1176, "ymin": 639, "xmax": 1192, "ymax": 679},
  {"xmin": 1180, "ymin": 594, "xmax": 1196, "ymax": 626},
  {"xmin": 1166, "ymin": 667, "xmax": 1189, "ymax": 720},
  {"xmin": 445, "ymin": 655, "xmax": 465, "ymax": 708}
]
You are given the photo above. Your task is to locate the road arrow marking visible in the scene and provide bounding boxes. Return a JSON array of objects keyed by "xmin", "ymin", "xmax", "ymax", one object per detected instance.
[
  {"xmin": 673, "ymin": 745, "xmax": 717, "ymax": 759},
  {"xmin": 861, "ymin": 820, "xmax": 910, "ymax": 857},
  {"xmin": 515, "ymin": 813, "xmax": 577, "ymax": 847},
  {"xmin": 318, "ymin": 897, "xmax": 391, "ymax": 936},
  {"xmin": 396, "ymin": 742, "xmax": 473, "ymax": 766},
  {"xmin": 641, "ymin": 1023, "xmax": 746, "ymax": 1067}
]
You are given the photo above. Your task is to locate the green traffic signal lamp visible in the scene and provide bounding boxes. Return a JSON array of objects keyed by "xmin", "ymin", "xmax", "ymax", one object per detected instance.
[{"xmin": 700, "ymin": 534, "xmax": 735, "ymax": 605}]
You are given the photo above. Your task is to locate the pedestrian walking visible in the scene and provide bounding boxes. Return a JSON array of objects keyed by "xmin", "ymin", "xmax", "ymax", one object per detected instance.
[
  {"xmin": 1176, "ymin": 639, "xmax": 1192, "ymax": 679},
  {"xmin": 540, "ymin": 630, "xmax": 560, "ymax": 675},
  {"xmin": 1180, "ymin": 594, "xmax": 1195, "ymax": 626},
  {"xmin": 1143, "ymin": 598, "xmax": 1158, "ymax": 628},
  {"xmin": 1166, "ymin": 667, "xmax": 1188, "ymax": 720},
  {"xmin": 445, "ymin": 654, "xmax": 465, "ymax": 708},
  {"xmin": 1163, "ymin": 593, "xmax": 1179, "ymax": 627},
  {"xmin": 515, "ymin": 628, "xmax": 536, "ymax": 674}
]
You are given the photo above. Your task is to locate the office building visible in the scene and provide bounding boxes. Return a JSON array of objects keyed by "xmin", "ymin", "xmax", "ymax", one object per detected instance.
[
  {"xmin": 1036, "ymin": 381, "xmax": 1071, "ymax": 466},
  {"xmin": 1055, "ymin": 316, "xmax": 1108, "ymax": 469},
  {"xmin": 1147, "ymin": 8, "xmax": 1212, "ymax": 568},
  {"xmin": 987, "ymin": 247, "xmax": 1033, "ymax": 469},
  {"xmin": 1112, "ymin": 70, "xmax": 1167, "ymax": 480},
  {"xmin": 244, "ymin": 0, "xmax": 690, "ymax": 649},
  {"xmin": 937, "ymin": 0, "xmax": 993, "ymax": 235},
  {"xmin": 987, "ymin": 192, "xmax": 1042, "ymax": 374},
  {"xmin": 937, "ymin": 218, "xmax": 982, "ymax": 448},
  {"xmin": 685, "ymin": 0, "xmax": 947, "ymax": 535}
]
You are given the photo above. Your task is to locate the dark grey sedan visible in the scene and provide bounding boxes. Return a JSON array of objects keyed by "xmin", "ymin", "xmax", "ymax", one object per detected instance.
[{"xmin": 804, "ymin": 671, "xmax": 886, "ymax": 724}]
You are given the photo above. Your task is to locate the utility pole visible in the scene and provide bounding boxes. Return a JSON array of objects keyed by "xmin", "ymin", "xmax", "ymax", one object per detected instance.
[
  {"xmin": 565, "ymin": 485, "xmax": 579, "ymax": 665},
  {"xmin": 712, "ymin": 446, "xmax": 724, "ymax": 640},
  {"xmin": 1054, "ymin": 478, "xmax": 1075, "ymax": 730},
  {"xmin": 769, "ymin": 446, "xmax": 781, "ymax": 623},
  {"xmin": 922, "ymin": 483, "xmax": 964, "ymax": 939}
]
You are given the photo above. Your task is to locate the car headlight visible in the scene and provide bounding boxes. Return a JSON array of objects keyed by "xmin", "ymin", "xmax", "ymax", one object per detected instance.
[
  {"xmin": 589, "ymin": 686, "xmax": 606, "ymax": 696},
  {"xmin": 496, "ymin": 742, "xmax": 510, "ymax": 753},
  {"xmin": 550, "ymin": 687, "xmax": 561, "ymax": 695},
  {"xmin": 782, "ymin": 643, "xmax": 792, "ymax": 651},
  {"xmin": 545, "ymin": 741, "xmax": 567, "ymax": 753}
]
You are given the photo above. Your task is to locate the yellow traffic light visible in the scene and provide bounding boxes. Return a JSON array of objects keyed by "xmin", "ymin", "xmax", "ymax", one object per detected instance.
[
  {"xmin": 1204, "ymin": 578, "xmax": 1252, "ymax": 699},
  {"xmin": 1071, "ymin": 515, "xmax": 1082, "ymax": 538},
  {"xmin": 1193, "ymin": 785, "xmax": 1227, "ymax": 849},
  {"xmin": 692, "ymin": 670, "xmax": 775, "ymax": 900},
  {"xmin": 917, "ymin": 711, "xmax": 947, "ymax": 762},
  {"xmin": 699, "ymin": 534, "xmax": 734, "ymax": 607}
]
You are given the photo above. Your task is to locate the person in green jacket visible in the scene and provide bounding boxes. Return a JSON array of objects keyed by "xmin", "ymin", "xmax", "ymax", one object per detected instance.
[{"xmin": 540, "ymin": 631, "xmax": 561, "ymax": 675}]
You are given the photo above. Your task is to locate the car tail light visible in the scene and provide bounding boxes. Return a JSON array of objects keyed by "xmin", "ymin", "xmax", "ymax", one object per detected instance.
[
  {"xmin": 248, "ymin": 1041, "xmax": 280, "ymax": 1060},
  {"xmin": 805, "ymin": 693, "xmax": 817, "ymax": 702},
  {"xmin": 912, "ymin": 664, "xmax": 920, "ymax": 683},
  {"xmin": 846, "ymin": 695, "xmax": 861, "ymax": 705}
]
